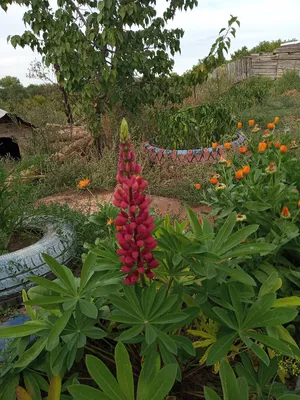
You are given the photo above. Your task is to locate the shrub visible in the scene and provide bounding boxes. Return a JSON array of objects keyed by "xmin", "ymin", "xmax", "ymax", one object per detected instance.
[{"xmin": 276, "ymin": 71, "xmax": 300, "ymax": 94}]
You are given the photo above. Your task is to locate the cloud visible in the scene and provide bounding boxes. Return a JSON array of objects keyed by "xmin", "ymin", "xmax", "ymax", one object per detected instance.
[{"xmin": 0, "ymin": 0, "xmax": 299, "ymax": 83}]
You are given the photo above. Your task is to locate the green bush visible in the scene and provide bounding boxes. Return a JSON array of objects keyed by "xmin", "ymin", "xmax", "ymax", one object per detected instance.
[{"xmin": 275, "ymin": 71, "xmax": 300, "ymax": 94}]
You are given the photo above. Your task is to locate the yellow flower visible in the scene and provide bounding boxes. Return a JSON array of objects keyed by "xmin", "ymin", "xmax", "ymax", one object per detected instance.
[
  {"xmin": 77, "ymin": 178, "xmax": 90, "ymax": 189},
  {"xmin": 236, "ymin": 213, "xmax": 247, "ymax": 222}
]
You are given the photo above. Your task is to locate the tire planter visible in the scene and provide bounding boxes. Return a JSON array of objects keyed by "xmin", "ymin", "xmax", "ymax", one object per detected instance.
[
  {"xmin": 143, "ymin": 132, "xmax": 246, "ymax": 163},
  {"xmin": 0, "ymin": 314, "xmax": 30, "ymax": 361},
  {"xmin": 0, "ymin": 216, "xmax": 75, "ymax": 301}
]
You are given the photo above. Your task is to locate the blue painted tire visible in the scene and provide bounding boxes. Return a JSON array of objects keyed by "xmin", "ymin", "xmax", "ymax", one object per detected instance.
[{"xmin": 0, "ymin": 216, "xmax": 75, "ymax": 300}]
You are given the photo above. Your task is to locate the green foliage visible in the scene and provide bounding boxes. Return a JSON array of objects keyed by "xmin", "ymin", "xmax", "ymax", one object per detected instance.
[
  {"xmin": 68, "ymin": 343, "xmax": 177, "ymax": 400},
  {"xmin": 275, "ymin": 71, "xmax": 300, "ymax": 94},
  {"xmin": 151, "ymin": 101, "xmax": 236, "ymax": 149},
  {"xmin": 3, "ymin": 0, "xmax": 199, "ymax": 140}
]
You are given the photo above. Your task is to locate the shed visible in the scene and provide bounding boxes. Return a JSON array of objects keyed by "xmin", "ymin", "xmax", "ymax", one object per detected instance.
[{"xmin": 0, "ymin": 109, "xmax": 34, "ymax": 159}]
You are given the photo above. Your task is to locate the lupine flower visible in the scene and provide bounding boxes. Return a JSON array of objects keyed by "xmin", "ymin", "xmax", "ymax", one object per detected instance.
[
  {"xmin": 265, "ymin": 162, "xmax": 277, "ymax": 174},
  {"xmin": 235, "ymin": 170, "xmax": 244, "ymax": 180},
  {"xmin": 248, "ymin": 120, "xmax": 255, "ymax": 127},
  {"xmin": 224, "ymin": 142, "xmax": 231, "ymax": 149},
  {"xmin": 114, "ymin": 119, "xmax": 158, "ymax": 284},
  {"xmin": 258, "ymin": 142, "xmax": 267, "ymax": 152},
  {"xmin": 210, "ymin": 176, "xmax": 218, "ymax": 185},
  {"xmin": 212, "ymin": 142, "xmax": 218, "ymax": 150},
  {"xmin": 281, "ymin": 206, "xmax": 291, "ymax": 219},
  {"xmin": 77, "ymin": 178, "xmax": 90, "ymax": 189},
  {"xmin": 274, "ymin": 117, "xmax": 280, "ymax": 124},
  {"xmin": 236, "ymin": 213, "xmax": 247, "ymax": 222},
  {"xmin": 238, "ymin": 122, "xmax": 243, "ymax": 129},
  {"xmin": 239, "ymin": 147, "xmax": 247, "ymax": 154},
  {"xmin": 195, "ymin": 183, "xmax": 201, "ymax": 190},
  {"xmin": 280, "ymin": 145, "xmax": 288, "ymax": 153}
]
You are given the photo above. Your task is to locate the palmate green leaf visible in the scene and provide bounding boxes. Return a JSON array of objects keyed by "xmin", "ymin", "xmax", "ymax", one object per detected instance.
[
  {"xmin": 118, "ymin": 325, "xmax": 144, "ymax": 341},
  {"xmin": 253, "ymin": 307, "xmax": 298, "ymax": 328},
  {"xmin": 249, "ymin": 342, "xmax": 270, "ymax": 366},
  {"xmin": 14, "ymin": 336, "xmax": 48, "ymax": 369},
  {"xmin": 151, "ymin": 312, "xmax": 187, "ymax": 324},
  {"xmin": 215, "ymin": 265, "xmax": 256, "ymax": 286},
  {"xmin": 219, "ymin": 359, "xmax": 239, "ymax": 400},
  {"xmin": 172, "ymin": 336, "xmax": 195, "ymax": 356},
  {"xmin": 42, "ymin": 254, "xmax": 77, "ymax": 295},
  {"xmin": 204, "ymin": 387, "xmax": 222, "ymax": 400},
  {"xmin": 229, "ymin": 284, "xmax": 243, "ymax": 328},
  {"xmin": 219, "ymin": 224, "xmax": 259, "ymax": 255},
  {"xmin": 68, "ymin": 384, "xmax": 110, "ymax": 400},
  {"xmin": 91, "ymin": 284, "xmax": 121, "ymax": 298},
  {"xmin": 145, "ymin": 324, "xmax": 157, "ymax": 345},
  {"xmin": 109, "ymin": 312, "xmax": 142, "ymax": 324},
  {"xmin": 212, "ymin": 307, "xmax": 237, "ymax": 329},
  {"xmin": 123, "ymin": 285, "xmax": 144, "ymax": 319},
  {"xmin": 149, "ymin": 295, "xmax": 178, "ymax": 320},
  {"xmin": 86, "ymin": 355, "xmax": 126, "ymax": 400},
  {"xmin": 115, "ymin": 342, "xmax": 134, "ymax": 400},
  {"xmin": 148, "ymin": 286, "xmax": 168, "ymax": 319},
  {"xmin": 274, "ymin": 296, "xmax": 300, "ymax": 307},
  {"xmin": 47, "ymin": 308, "xmax": 74, "ymax": 351},
  {"xmin": 156, "ymin": 329, "xmax": 177, "ymax": 355},
  {"xmin": 110, "ymin": 295, "xmax": 142, "ymax": 320},
  {"xmin": 213, "ymin": 212, "xmax": 236, "ymax": 252},
  {"xmin": 242, "ymin": 293, "xmax": 276, "ymax": 329},
  {"xmin": 137, "ymin": 351, "xmax": 161, "ymax": 400},
  {"xmin": 0, "ymin": 321, "xmax": 48, "ymax": 338},
  {"xmin": 186, "ymin": 206, "xmax": 203, "ymax": 237},
  {"xmin": 82, "ymin": 326, "xmax": 106, "ymax": 339},
  {"xmin": 206, "ymin": 332, "xmax": 237, "ymax": 365},
  {"xmin": 27, "ymin": 276, "xmax": 69, "ymax": 295},
  {"xmin": 79, "ymin": 299, "xmax": 98, "ymax": 319},
  {"xmin": 25, "ymin": 296, "xmax": 66, "ymax": 306},
  {"xmin": 248, "ymin": 332, "xmax": 293, "ymax": 356},
  {"xmin": 23, "ymin": 370, "xmax": 41, "ymax": 400},
  {"xmin": 145, "ymin": 364, "xmax": 177, "ymax": 400},
  {"xmin": 142, "ymin": 283, "xmax": 157, "ymax": 318},
  {"xmin": 237, "ymin": 377, "xmax": 249, "ymax": 400},
  {"xmin": 79, "ymin": 251, "xmax": 97, "ymax": 291}
]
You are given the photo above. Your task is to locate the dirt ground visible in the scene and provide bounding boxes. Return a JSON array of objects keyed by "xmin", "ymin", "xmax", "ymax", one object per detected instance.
[{"xmin": 38, "ymin": 188, "xmax": 210, "ymax": 219}]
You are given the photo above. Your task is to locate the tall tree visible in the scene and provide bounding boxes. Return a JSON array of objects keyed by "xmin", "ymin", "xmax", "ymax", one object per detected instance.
[{"xmin": 2, "ymin": 0, "xmax": 198, "ymax": 155}]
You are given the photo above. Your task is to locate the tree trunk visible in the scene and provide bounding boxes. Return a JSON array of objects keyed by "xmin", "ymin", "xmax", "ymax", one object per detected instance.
[{"xmin": 53, "ymin": 64, "xmax": 73, "ymax": 126}]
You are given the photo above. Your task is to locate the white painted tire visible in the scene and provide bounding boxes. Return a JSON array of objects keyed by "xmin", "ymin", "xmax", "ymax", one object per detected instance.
[{"xmin": 0, "ymin": 216, "xmax": 75, "ymax": 300}]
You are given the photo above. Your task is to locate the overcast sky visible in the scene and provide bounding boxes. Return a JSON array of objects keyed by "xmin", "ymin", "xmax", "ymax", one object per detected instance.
[{"xmin": 0, "ymin": 0, "xmax": 299, "ymax": 86}]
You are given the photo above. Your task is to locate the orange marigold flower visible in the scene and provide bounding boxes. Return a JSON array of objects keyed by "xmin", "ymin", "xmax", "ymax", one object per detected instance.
[
  {"xmin": 281, "ymin": 206, "xmax": 291, "ymax": 219},
  {"xmin": 227, "ymin": 160, "xmax": 232, "ymax": 167},
  {"xmin": 210, "ymin": 176, "xmax": 218, "ymax": 185},
  {"xmin": 258, "ymin": 142, "xmax": 267, "ymax": 152},
  {"xmin": 274, "ymin": 141, "xmax": 281, "ymax": 149},
  {"xmin": 195, "ymin": 183, "xmax": 201, "ymax": 190},
  {"xmin": 107, "ymin": 219, "xmax": 113, "ymax": 225},
  {"xmin": 274, "ymin": 117, "xmax": 280, "ymax": 124},
  {"xmin": 264, "ymin": 129, "xmax": 269, "ymax": 135},
  {"xmin": 237, "ymin": 122, "xmax": 243, "ymax": 129},
  {"xmin": 116, "ymin": 225, "xmax": 123, "ymax": 231},
  {"xmin": 212, "ymin": 142, "xmax": 218, "ymax": 150},
  {"xmin": 265, "ymin": 162, "xmax": 277, "ymax": 174},
  {"xmin": 280, "ymin": 145, "xmax": 288, "ymax": 153},
  {"xmin": 267, "ymin": 122, "xmax": 275, "ymax": 130},
  {"xmin": 235, "ymin": 170, "xmax": 244, "ymax": 180},
  {"xmin": 77, "ymin": 178, "xmax": 90, "ymax": 189},
  {"xmin": 224, "ymin": 142, "xmax": 231, "ymax": 149},
  {"xmin": 268, "ymin": 141, "xmax": 273, "ymax": 147},
  {"xmin": 239, "ymin": 147, "xmax": 247, "ymax": 154},
  {"xmin": 242, "ymin": 165, "xmax": 251, "ymax": 175},
  {"xmin": 248, "ymin": 120, "xmax": 255, "ymax": 127}
]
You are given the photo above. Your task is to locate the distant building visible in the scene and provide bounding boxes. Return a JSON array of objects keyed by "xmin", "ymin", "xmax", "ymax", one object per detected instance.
[{"xmin": 0, "ymin": 109, "xmax": 34, "ymax": 159}]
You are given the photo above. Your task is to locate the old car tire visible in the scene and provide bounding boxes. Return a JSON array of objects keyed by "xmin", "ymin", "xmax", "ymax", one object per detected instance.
[{"xmin": 0, "ymin": 216, "xmax": 75, "ymax": 301}]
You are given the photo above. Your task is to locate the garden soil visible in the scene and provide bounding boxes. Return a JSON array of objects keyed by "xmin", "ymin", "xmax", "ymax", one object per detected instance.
[{"xmin": 37, "ymin": 189, "xmax": 211, "ymax": 219}]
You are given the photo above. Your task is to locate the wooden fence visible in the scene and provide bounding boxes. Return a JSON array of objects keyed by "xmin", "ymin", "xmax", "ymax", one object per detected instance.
[{"xmin": 211, "ymin": 43, "xmax": 300, "ymax": 83}]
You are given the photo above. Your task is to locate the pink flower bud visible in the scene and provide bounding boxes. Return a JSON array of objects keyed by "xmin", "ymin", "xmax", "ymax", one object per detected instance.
[
  {"xmin": 132, "ymin": 181, "xmax": 139, "ymax": 191},
  {"xmin": 121, "ymin": 266, "xmax": 132, "ymax": 273},
  {"xmin": 146, "ymin": 271, "xmax": 155, "ymax": 279},
  {"xmin": 124, "ymin": 277, "xmax": 132, "ymax": 285},
  {"xmin": 144, "ymin": 253, "xmax": 153, "ymax": 262},
  {"xmin": 137, "ymin": 240, "xmax": 144, "ymax": 248},
  {"xmin": 138, "ymin": 266, "xmax": 145, "ymax": 274},
  {"xmin": 131, "ymin": 275, "xmax": 139, "ymax": 283},
  {"xmin": 132, "ymin": 251, "xmax": 139, "ymax": 260},
  {"xmin": 114, "ymin": 216, "xmax": 127, "ymax": 225},
  {"xmin": 135, "ymin": 164, "xmax": 142, "ymax": 174},
  {"xmin": 148, "ymin": 259, "xmax": 159, "ymax": 269},
  {"xmin": 130, "ymin": 205, "xmax": 137, "ymax": 213},
  {"xmin": 121, "ymin": 201, "xmax": 129, "ymax": 209}
]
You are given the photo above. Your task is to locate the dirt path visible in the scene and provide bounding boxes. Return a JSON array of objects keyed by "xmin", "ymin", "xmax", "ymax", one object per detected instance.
[{"xmin": 38, "ymin": 189, "xmax": 210, "ymax": 219}]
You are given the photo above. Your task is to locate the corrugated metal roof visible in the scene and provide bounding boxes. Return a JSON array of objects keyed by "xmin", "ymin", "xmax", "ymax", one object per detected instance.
[{"xmin": 0, "ymin": 108, "xmax": 34, "ymax": 127}]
